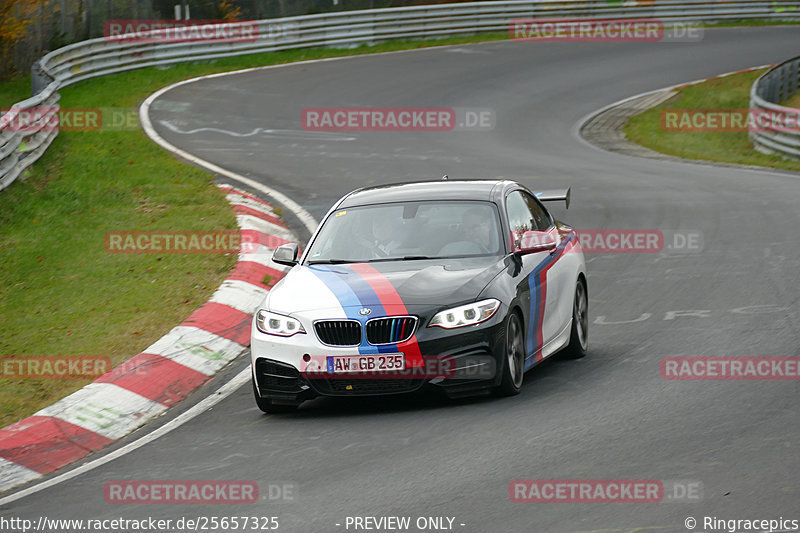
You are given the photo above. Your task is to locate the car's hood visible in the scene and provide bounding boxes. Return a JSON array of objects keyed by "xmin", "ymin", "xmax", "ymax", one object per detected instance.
[{"xmin": 267, "ymin": 257, "xmax": 505, "ymax": 315}]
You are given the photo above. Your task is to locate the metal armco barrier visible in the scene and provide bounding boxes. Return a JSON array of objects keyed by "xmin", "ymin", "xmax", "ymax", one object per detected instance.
[
  {"xmin": 750, "ymin": 56, "xmax": 800, "ymax": 160},
  {"xmin": 0, "ymin": 86, "xmax": 60, "ymax": 192},
  {"xmin": 2, "ymin": 0, "xmax": 800, "ymax": 191}
]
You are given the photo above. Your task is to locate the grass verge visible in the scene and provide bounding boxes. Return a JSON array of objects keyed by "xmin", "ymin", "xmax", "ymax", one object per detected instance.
[
  {"xmin": 0, "ymin": 97, "xmax": 239, "ymax": 428},
  {"xmin": 705, "ymin": 19, "xmax": 800, "ymax": 27},
  {"xmin": 0, "ymin": 33, "xmax": 509, "ymax": 428},
  {"xmin": 624, "ymin": 69, "xmax": 800, "ymax": 172},
  {"xmin": 783, "ymin": 93, "xmax": 800, "ymax": 109},
  {"xmin": 0, "ymin": 76, "xmax": 32, "ymax": 109}
]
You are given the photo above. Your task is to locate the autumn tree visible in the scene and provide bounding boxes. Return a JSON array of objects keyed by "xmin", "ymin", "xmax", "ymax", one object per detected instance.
[
  {"xmin": 219, "ymin": 0, "xmax": 242, "ymax": 21},
  {"xmin": 0, "ymin": 0, "xmax": 42, "ymax": 77}
]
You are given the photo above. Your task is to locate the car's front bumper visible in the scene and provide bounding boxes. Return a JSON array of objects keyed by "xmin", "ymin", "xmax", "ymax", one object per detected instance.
[{"xmin": 251, "ymin": 309, "xmax": 506, "ymax": 402}]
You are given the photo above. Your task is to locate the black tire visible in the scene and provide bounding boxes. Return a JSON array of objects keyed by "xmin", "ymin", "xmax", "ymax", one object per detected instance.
[
  {"xmin": 560, "ymin": 278, "xmax": 588, "ymax": 359},
  {"xmin": 252, "ymin": 378, "xmax": 299, "ymax": 414},
  {"xmin": 494, "ymin": 312, "xmax": 525, "ymax": 397}
]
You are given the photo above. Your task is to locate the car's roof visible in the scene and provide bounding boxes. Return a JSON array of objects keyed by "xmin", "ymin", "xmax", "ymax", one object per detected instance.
[{"xmin": 338, "ymin": 179, "xmax": 517, "ymax": 208}]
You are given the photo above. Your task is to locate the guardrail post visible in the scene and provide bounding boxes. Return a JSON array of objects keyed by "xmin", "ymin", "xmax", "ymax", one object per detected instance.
[{"xmin": 31, "ymin": 59, "xmax": 52, "ymax": 96}]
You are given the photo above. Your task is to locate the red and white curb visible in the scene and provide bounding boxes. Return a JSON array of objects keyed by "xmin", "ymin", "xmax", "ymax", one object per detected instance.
[{"xmin": 0, "ymin": 184, "xmax": 292, "ymax": 494}]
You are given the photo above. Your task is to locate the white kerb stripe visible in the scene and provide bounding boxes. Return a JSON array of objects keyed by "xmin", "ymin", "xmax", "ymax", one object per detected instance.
[
  {"xmin": 236, "ymin": 214, "xmax": 295, "ymax": 241},
  {"xmin": 225, "ymin": 193, "xmax": 282, "ymax": 217},
  {"xmin": 208, "ymin": 279, "xmax": 268, "ymax": 314},
  {"xmin": 0, "ymin": 459, "xmax": 41, "ymax": 492},
  {"xmin": 142, "ymin": 325, "xmax": 245, "ymax": 376},
  {"xmin": 35, "ymin": 384, "xmax": 167, "ymax": 440}
]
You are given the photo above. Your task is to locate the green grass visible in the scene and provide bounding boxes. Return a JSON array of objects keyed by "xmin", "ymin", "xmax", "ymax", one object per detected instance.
[
  {"xmin": 0, "ymin": 75, "xmax": 32, "ymax": 109},
  {"xmin": 704, "ymin": 19, "xmax": 800, "ymax": 27},
  {"xmin": 624, "ymin": 69, "xmax": 800, "ymax": 172},
  {"xmin": 0, "ymin": 102, "xmax": 239, "ymax": 428},
  {"xmin": 783, "ymin": 92, "xmax": 800, "ymax": 109},
  {"xmin": 0, "ymin": 33, "xmax": 511, "ymax": 428}
]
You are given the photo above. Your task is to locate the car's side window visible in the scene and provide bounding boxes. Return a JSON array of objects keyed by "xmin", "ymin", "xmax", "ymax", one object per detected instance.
[
  {"xmin": 506, "ymin": 191, "xmax": 535, "ymax": 249},
  {"xmin": 522, "ymin": 193, "xmax": 553, "ymax": 231}
]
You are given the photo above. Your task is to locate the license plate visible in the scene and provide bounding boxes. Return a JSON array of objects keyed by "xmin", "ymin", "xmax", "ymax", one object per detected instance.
[{"xmin": 326, "ymin": 354, "xmax": 405, "ymax": 373}]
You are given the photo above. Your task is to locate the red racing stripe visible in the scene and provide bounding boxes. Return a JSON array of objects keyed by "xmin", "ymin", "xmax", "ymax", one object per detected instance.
[
  {"xmin": 533, "ymin": 233, "xmax": 577, "ymax": 361},
  {"xmin": 348, "ymin": 263, "xmax": 424, "ymax": 367},
  {"xmin": 533, "ymin": 266, "xmax": 550, "ymax": 362},
  {"xmin": 95, "ymin": 353, "xmax": 209, "ymax": 406},
  {"xmin": 0, "ymin": 416, "xmax": 112, "ymax": 474}
]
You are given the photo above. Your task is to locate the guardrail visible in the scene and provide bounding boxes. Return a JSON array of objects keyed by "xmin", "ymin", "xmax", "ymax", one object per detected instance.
[
  {"xmin": 0, "ymin": 86, "xmax": 60, "ymax": 191},
  {"xmin": 750, "ymin": 55, "xmax": 800, "ymax": 160},
  {"xmin": 3, "ymin": 0, "xmax": 800, "ymax": 191}
]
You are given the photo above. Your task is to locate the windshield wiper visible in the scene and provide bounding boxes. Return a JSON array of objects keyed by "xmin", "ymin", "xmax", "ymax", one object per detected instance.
[
  {"xmin": 366, "ymin": 255, "xmax": 443, "ymax": 262},
  {"xmin": 310, "ymin": 255, "xmax": 445, "ymax": 265},
  {"xmin": 306, "ymin": 258, "xmax": 357, "ymax": 265}
]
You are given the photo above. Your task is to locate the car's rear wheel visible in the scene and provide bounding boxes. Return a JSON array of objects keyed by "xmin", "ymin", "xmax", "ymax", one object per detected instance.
[
  {"xmin": 252, "ymin": 377, "xmax": 299, "ymax": 414},
  {"xmin": 495, "ymin": 312, "xmax": 525, "ymax": 396},
  {"xmin": 561, "ymin": 278, "xmax": 588, "ymax": 359}
]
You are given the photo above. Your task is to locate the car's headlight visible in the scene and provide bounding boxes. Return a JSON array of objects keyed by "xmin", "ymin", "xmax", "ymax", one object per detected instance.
[
  {"xmin": 428, "ymin": 299, "xmax": 501, "ymax": 329},
  {"xmin": 255, "ymin": 310, "xmax": 306, "ymax": 337}
]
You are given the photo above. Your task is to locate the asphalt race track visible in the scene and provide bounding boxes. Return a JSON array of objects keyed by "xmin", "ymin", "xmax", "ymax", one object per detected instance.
[{"xmin": 4, "ymin": 26, "xmax": 800, "ymax": 533}]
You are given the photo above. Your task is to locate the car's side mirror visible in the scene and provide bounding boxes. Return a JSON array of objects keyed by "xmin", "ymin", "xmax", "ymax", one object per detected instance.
[
  {"xmin": 514, "ymin": 230, "xmax": 557, "ymax": 254},
  {"xmin": 272, "ymin": 243, "xmax": 299, "ymax": 266}
]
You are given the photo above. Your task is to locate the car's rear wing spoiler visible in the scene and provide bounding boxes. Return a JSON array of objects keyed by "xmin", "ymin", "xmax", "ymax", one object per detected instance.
[{"xmin": 534, "ymin": 188, "xmax": 571, "ymax": 209}]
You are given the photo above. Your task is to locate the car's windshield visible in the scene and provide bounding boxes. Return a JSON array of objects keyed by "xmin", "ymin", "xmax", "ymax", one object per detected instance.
[{"xmin": 304, "ymin": 200, "xmax": 503, "ymax": 264}]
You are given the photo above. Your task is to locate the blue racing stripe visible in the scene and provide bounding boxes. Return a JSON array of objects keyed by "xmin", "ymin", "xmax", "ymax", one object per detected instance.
[
  {"xmin": 309, "ymin": 266, "xmax": 362, "ymax": 312},
  {"xmin": 309, "ymin": 265, "xmax": 399, "ymax": 354},
  {"xmin": 526, "ymin": 258, "xmax": 550, "ymax": 366},
  {"xmin": 525, "ymin": 233, "xmax": 575, "ymax": 369}
]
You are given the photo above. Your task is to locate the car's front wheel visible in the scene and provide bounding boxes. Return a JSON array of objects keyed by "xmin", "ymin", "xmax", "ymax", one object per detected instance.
[
  {"xmin": 560, "ymin": 278, "xmax": 588, "ymax": 359},
  {"xmin": 494, "ymin": 312, "xmax": 525, "ymax": 396},
  {"xmin": 252, "ymin": 377, "xmax": 299, "ymax": 414}
]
